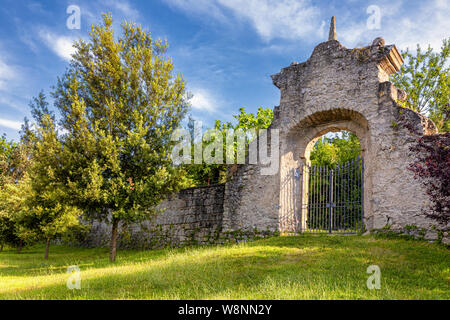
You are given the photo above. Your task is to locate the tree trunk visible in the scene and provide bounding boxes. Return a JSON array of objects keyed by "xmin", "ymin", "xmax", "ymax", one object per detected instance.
[
  {"xmin": 17, "ymin": 240, "xmax": 23, "ymax": 253},
  {"xmin": 44, "ymin": 237, "xmax": 50, "ymax": 259},
  {"xmin": 110, "ymin": 218, "xmax": 119, "ymax": 262}
]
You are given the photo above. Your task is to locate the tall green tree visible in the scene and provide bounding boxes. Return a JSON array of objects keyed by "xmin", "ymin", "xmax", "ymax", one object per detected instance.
[
  {"xmin": 0, "ymin": 174, "xmax": 37, "ymax": 253},
  {"xmin": 53, "ymin": 14, "xmax": 188, "ymax": 261},
  {"xmin": 0, "ymin": 135, "xmax": 17, "ymax": 187},
  {"xmin": 31, "ymin": 95, "xmax": 82, "ymax": 259},
  {"xmin": 0, "ymin": 136, "xmax": 20, "ymax": 251},
  {"xmin": 0, "ymin": 132, "xmax": 33, "ymax": 252},
  {"xmin": 391, "ymin": 38, "xmax": 449, "ymax": 132},
  {"xmin": 310, "ymin": 131, "xmax": 361, "ymax": 168},
  {"xmin": 0, "ymin": 92, "xmax": 81, "ymax": 258},
  {"xmin": 185, "ymin": 107, "xmax": 273, "ymax": 186},
  {"xmin": 11, "ymin": 93, "xmax": 82, "ymax": 259}
]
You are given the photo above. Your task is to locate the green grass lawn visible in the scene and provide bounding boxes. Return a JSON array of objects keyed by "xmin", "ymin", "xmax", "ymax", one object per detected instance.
[{"xmin": 0, "ymin": 235, "xmax": 448, "ymax": 300}]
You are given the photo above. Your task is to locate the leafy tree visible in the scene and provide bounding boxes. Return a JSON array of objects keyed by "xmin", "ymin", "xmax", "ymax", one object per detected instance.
[
  {"xmin": 0, "ymin": 213, "xmax": 17, "ymax": 251},
  {"xmin": 409, "ymin": 133, "xmax": 449, "ymax": 224},
  {"xmin": 391, "ymin": 38, "xmax": 449, "ymax": 132},
  {"xmin": 53, "ymin": 14, "xmax": 189, "ymax": 262},
  {"xmin": 0, "ymin": 134, "xmax": 33, "ymax": 251},
  {"xmin": 185, "ymin": 107, "xmax": 273, "ymax": 186},
  {"xmin": 310, "ymin": 131, "xmax": 361, "ymax": 168},
  {"xmin": 233, "ymin": 107, "xmax": 273, "ymax": 134},
  {"xmin": 2, "ymin": 93, "xmax": 82, "ymax": 259},
  {"xmin": 32, "ymin": 96, "xmax": 83, "ymax": 259},
  {"xmin": 0, "ymin": 135, "xmax": 17, "ymax": 187},
  {"xmin": 0, "ymin": 174, "xmax": 37, "ymax": 252}
]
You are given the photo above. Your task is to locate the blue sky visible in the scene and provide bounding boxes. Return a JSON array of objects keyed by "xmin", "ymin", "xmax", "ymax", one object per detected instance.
[{"xmin": 0, "ymin": 0, "xmax": 449, "ymax": 140}]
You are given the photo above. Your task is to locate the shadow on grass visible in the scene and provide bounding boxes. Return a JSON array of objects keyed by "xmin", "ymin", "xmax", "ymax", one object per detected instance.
[{"xmin": 1, "ymin": 235, "xmax": 449, "ymax": 299}]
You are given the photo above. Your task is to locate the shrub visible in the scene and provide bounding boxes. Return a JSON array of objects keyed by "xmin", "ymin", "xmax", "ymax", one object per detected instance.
[{"xmin": 409, "ymin": 133, "xmax": 450, "ymax": 224}]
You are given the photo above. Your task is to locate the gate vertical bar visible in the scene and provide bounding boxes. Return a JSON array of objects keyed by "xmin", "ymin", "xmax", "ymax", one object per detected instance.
[
  {"xmin": 329, "ymin": 168, "xmax": 333, "ymax": 233},
  {"xmin": 361, "ymin": 157, "xmax": 364, "ymax": 233},
  {"xmin": 350, "ymin": 158, "xmax": 353, "ymax": 232}
]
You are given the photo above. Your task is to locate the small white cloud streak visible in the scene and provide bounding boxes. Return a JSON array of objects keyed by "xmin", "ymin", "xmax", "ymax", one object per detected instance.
[
  {"xmin": 216, "ymin": 0, "xmax": 321, "ymax": 42},
  {"xmin": 0, "ymin": 118, "xmax": 22, "ymax": 130},
  {"xmin": 164, "ymin": 0, "xmax": 322, "ymax": 42},
  {"xmin": 0, "ymin": 58, "xmax": 17, "ymax": 90},
  {"xmin": 102, "ymin": 0, "xmax": 140, "ymax": 20},
  {"xmin": 163, "ymin": 0, "xmax": 229, "ymax": 23},
  {"xmin": 38, "ymin": 30, "xmax": 77, "ymax": 62},
  {"xmin": 189, "ymin": 89, "xmax": 218, "ymax": 112}
]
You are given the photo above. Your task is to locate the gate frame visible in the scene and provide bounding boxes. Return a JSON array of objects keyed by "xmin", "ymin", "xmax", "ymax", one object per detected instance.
[{"xmin": 298, "ymin": 156, "xmax": 365, "ymax": 234}]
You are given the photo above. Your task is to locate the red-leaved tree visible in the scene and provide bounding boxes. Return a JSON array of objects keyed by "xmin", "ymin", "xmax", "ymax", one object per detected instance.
[{"xmin": 409, "ymin": 133, "xmax": 450, "ymax": 224}]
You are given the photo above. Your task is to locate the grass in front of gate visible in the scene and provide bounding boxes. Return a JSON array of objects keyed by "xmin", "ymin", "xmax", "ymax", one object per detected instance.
[{"xmin": 0, "ymin": 235, "xmax": 448, "ymax": 300}]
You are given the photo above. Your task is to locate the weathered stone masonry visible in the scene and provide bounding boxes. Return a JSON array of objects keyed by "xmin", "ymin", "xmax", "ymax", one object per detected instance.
[
  {"xmin": 84, "ymin": 184, "xmax": 225, "ymax": 248},
  {"xmin": 83, "ymin": 180, "xmax": 275, "ymax": 249},
  {"xmin": 84, "ymin": 18, "xmax": 448, "ymax": 247}
]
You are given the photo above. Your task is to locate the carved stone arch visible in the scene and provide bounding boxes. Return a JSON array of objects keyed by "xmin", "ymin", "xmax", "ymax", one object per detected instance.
[
  {"xmin": 287, "ymin": 108, "xmax": 370, "ymax": 164},
  {"xmin": 279, "ymin": 108, "xmax": 371, "ymax": 232}
]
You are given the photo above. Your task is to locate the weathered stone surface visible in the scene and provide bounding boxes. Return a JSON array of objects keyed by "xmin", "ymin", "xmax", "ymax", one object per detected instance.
[
  {"xmin": 82, "ymin": 183, "xmax": 276, "ymax": 248},
  {"xmin": 442, "ymin": 236, "xmax": 450, "ymax": 245},
  {"xmin": 235, "ymin": 31, "xmax": 441, "ymax": 235},
  {"xmin": 424, "ymin": 230, "xmax": 439, "ymax": 241},
  {"xmin": 328, "ymin": 16, "xmax": 337, "ymax": 41}
]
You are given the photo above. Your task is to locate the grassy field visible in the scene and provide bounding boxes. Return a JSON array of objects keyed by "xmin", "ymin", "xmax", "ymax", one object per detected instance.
[{"xmin": 0, "ymin": 235, "xmax": 448, "ymax": 300}]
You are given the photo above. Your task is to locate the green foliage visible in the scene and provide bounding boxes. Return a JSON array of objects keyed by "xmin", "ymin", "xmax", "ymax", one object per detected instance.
[
  {"xmin": 391, "ymin": 38, "xmax": 450, "ymax": 132},
  {"xmin": 310, "ymin": 131, "xmax": 361, "ymax": 168},
  {"xmin": 6, "ymin": 92, "xmax": 83, "ymax": 258},
  {"xmin": 0, "ymin": 135, "xmax": 17, "ymax": 187},
  {"xmin": 0, "ymin": 202, "xmax": 21, "ymax": 250},
  {"xmin": 52, "ymin": 14, "xmax": 188, "ymax": 261},
  {"xmin": 0, "ymin": 175, "xmax": 38, "ymax": 247},
  {"xmin": 0, "ymin": 133, "xmax": 31, "ymax": 187},
  {"xmin": 233, "ymin": 106, "xmax": 274, "ymax": 134},
  {"xmin": 0, "ymin": 132, "xmax": 33, "ymax": 249},
  {"xmin": 185, "ymin": 107, "xmax": 273, "ymax": 186}
]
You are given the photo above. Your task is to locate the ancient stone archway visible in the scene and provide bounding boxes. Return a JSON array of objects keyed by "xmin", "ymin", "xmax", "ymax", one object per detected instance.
[
  {"xmin": 224, "ymin": 18, "xmax": 438, "ymax": 235},
  {"xmin": 269, "ymin": 20, "xmax": 438, "ymax": 234},
  {"xmin": 279, "ymin": 109, "xmax": 369, "ymax": 233}
]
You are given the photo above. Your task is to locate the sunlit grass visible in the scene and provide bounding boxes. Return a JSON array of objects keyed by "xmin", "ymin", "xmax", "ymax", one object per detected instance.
[{"xmin": 0, "ymin": 235, "xmax": 448, "ymax": 300}]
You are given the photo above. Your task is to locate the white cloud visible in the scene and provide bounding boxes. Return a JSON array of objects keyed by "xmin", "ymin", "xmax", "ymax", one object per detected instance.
[
  {"xmin": 0, "ymin": 118, "xmax": 22, "ymax": 130},
  {"xmin": 338, "ymin": 1, "xmax": 450, "ymax": 51},
  {"xmin": 39, "ymin": 30, "xmax": 77, "ymax": 61},
  {"xmin": 189, "ymin": 89, "xmax": 218, "ymax": 112},
  {"xmin": 0, "ymin": 58, "xmax": 17, "ymax": 90},
  {"xmin": 217, "ymin": 0, "xmax": 321, "ymax": 42},
  {"xmin": 163, "ymin": 0, "xmax": 229, "ymax": 23},
  {"xmin": 164, "ymin": 0, "xmax": 322, "ymax": 42},
  {"xmin": 0, "ymin": 48, "xmax": 28, "ymax": 114},
  {"xmin": 0, "ymin": 94, "xmax": 27, "ymax": 113},
  {"xmin": 387, "ymin": 7, "xmax": 450, "ymax": 51},
  {"xmin": 166, "ymin": 0, "xmax": 449, "ymax": 51},
  {"xmin": 101, "ymin": 0, "xmax": 140, "ymax": 20}
]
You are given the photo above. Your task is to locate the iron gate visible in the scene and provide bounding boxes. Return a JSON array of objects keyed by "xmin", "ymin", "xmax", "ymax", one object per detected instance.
[{"xmin": 299, "ymin": 156, "xmax": 364, "ymax": 234}]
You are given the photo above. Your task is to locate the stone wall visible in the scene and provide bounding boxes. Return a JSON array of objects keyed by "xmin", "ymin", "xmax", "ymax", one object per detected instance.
[
  {"xmin": 82, "ymin": 183, "xmax": 275, "ymax": 249},
  {"xmin": 83, "ymin": 184, "xmax": 225, "ymax": 248}
]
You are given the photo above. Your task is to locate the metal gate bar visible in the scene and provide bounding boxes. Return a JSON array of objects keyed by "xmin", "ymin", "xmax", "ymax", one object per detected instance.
[{"xmin": 300, "ymin": 156, "xmax": 364, "ymax": 234}]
